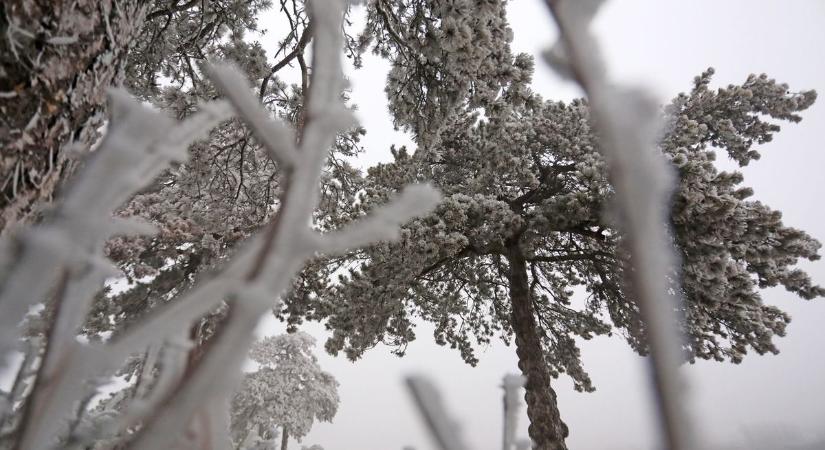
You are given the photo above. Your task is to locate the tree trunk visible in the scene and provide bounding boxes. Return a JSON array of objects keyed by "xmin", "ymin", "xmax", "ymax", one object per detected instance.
[
  {"xmin": 281, "ymin": 427, "xmax": 289, "ymax": 450},
  {"xmin": 0, "ymin": 0, "xmax": 149, "ymax": 235},
  {"xmin": 506, "ymin": 244, "xmax": 569, "ymax": 450}
]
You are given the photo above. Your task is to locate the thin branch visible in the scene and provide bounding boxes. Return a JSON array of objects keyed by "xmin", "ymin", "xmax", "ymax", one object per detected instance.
[
  {"xmin": 208, "ymin": 65, "xmax": 298, "ymax": 168},
  {"xmin": 543, "ymin": 1, "xmax": 695, "ymax": 449},
  {"xmin": 259, "ymin": 22, "xmax": 313, "ymax": 100}
]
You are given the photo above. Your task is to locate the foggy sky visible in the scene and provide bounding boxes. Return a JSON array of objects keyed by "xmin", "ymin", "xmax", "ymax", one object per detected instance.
[{"xmin": 283, "ymin": 1, "xmax": 825, "ymax": 449}]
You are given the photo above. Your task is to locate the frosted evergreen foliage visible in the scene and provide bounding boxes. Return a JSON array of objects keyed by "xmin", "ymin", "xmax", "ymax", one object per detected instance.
[
  {"xmin": 1, "ymin": 0, "xmax": 823, "ymax": 448},
  {"xmin": 85, "ymin": 0, "xmax": 367, "ymax": 341},
  {"xmin": 663, "ymin": 69, "xmax": 822, "ymax": 363},
  {"xmin": 544, "ymin": 1, "xmax": 695, "ymax": 447},
  {"xmin": 125, "ymin": 0, "xmax": 273, "ymax": 102},
  {"xmin": 359, "ymin": 0, "xmax": 531, "ymax": 142},
  {"xmin": 231, "ymin": 332, "xmax": 339, "ymax": 448},
  {"xmin": 0, "ymin": 1, "xmax": 439, "ymax": 447}
]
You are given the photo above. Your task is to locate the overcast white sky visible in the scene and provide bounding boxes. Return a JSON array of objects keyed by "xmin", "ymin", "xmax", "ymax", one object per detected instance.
[{"xmin": 260, "ymin": 1, "xmax": 825, "ymax": 449}]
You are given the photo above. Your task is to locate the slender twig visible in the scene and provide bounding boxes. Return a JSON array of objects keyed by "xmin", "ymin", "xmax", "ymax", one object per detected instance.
[
  {"xmin": 542, "ymin": 2, "xmax": 695, "ymax": 449},
  {"xmin": 259, "ymin": 22, "xmax": 313, "ymax": 100}
]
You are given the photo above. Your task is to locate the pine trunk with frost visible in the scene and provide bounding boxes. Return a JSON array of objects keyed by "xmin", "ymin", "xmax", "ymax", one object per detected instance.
[
  {"xmin": 506, "ymin": 240, "xmax": 568, "ymax": 450},
  {"xmin": 0, "ymin": 0, "xmax": 149, "ymax": 234}
]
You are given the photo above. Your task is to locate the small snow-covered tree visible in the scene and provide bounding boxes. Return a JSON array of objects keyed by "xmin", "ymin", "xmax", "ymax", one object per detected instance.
[{"xmin": 231, "ymin": 332, "xmax": 339, "ymax": 450}]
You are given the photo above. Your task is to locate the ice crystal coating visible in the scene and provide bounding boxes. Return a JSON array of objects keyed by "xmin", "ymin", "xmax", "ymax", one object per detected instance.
[{"xmin": 231, "ymin": 332, "xmax": 339, "ymax": 448}]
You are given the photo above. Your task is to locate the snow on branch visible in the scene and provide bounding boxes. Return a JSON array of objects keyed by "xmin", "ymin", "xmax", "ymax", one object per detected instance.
[
  {"xmin": 0, "ymin": 0, "xmax": 439, "ymax": 448},
  {"xmin": 543, "ymin": 1, "xmax": 696, "ymax": 449},
  {"xmin": 207, "ymin": 64, "xmax": 298, "ymax": 167},
  {"xmin": 315, "ymin": 184, "xmax": 441, "ymax": 255},
  {"xmin": 0, "ymin": 90, "xmax": 230, "ymax": 372},
  {"xmin": 125, "ymin": 1, "xmax": 438, "ymax": 443},
  {"xmin": 0, "ymin": 91, "xmax": 232, "ymax": 450}
]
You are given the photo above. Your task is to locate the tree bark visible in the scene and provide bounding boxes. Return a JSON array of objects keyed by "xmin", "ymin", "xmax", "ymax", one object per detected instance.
[
  {"xmin": 281, "ymin": 427, "xmax": 289, "ymax": 450},
  {"xmin": 506, "ymin": 243, "xmax": 569, "ymax": 450},
  {"xmin": 0, "ymin": 0, "xmax": 150, "ymax": 235}
]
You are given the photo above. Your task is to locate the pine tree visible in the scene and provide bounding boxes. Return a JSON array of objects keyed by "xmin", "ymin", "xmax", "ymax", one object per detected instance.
[
  {"xmin": 231, "ymin": 332, "xmax": 339, "ymax": 450},
  {"xmin": 295, "ymin": 66, "xmax": 823, "ymax": 448}
]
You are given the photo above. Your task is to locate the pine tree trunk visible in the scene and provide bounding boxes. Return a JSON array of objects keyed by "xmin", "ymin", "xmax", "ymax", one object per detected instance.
[
  {"xmin": 281, "ymin": 427, "xmax": 289, "ymax": 450},
  {"xmin": 0, "ymin": 0, "xmax": 149, "ymax": 235},
  {"xmin": 506, "ymin": 244, "xmax": 569, "ymax": 450}
]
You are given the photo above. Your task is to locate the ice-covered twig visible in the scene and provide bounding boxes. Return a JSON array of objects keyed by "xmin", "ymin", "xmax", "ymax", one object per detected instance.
[
  {"xmin": 207, "ymin": 64, "xmax": 298, "ymax": 167},
  {"xmin": 0, "ymin": 337, "xmax": 40, "ymax": 430},
  {"xmin": 315, "ymin": 183, "xmax": 441, "ymax": 254},
  {"xmin": 121, "ymin": 336, "xmax": 190, "ymax": 427},
  {"xmin": 5, "ymin": 94, "xmax": 232, "ymax": 450},
  {"xmin": 126, "ymin": 2, "xmax": 359, "ymax": 444},
  {"xmin": 1, "ymin": 0, "xmax": 440, "ymax": 447},
  {"xmin": 0, "ymin": 93, "xmax": 231, "ymax": 367},
  {"xmin": 112, "ymin": 1, "xmax": 439, "ymax": 448},
  {"xmin": 405, "ymin": 376, "xmax": 468, "ymax": 450},
  {"xmin": 543, "ymin": 1, "xmax": 695, "ymax": 449},
  {"xmin": 127, "ymin": 298, "xmax": 263, "ymax": 449}
]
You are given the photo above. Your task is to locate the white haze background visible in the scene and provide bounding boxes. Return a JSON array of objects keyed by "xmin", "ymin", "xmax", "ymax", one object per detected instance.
[{"xmin": 253, "ymin": 1, "xmax": 825, "ymax": 449}]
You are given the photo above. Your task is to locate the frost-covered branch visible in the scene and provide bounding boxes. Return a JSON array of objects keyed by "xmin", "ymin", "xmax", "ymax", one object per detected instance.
[
  {"xmin": 405, "ymin": 375, "xmax": 469, "ymax": 450},
  {"xmin": 209, "ymin": 64, "xmax": 298, "ymax": 168},
  {"xmin": 0, "ymin": 0, "xmax": 439, "ymax": 448},
  {"xmin": 124, "ymin": 1, "xmax": 438, "ymax": 442},
  {"xmin": 0, "ymin": 91, "xmax": 231, "ymax": 449},
  {"xmin": 316, "ymin": 184, "xmax": 442, "ymax": 255},
  {"xmin": 543, "ymin": 1, "xmax": 695, "ymax": 449}
]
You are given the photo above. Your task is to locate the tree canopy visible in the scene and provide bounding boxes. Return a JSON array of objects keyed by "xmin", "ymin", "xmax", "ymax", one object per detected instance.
[
  {"xmin": 286, "ymin": 65, "xmax": 823, "ymax": 446},
  {"xmin": 231, "ymin": 332, "xmax": 339, "ymax": 449}
]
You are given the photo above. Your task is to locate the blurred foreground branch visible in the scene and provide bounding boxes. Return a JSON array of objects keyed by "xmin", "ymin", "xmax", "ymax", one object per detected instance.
[
  {"xmin": 0, "ymin": 1, "xmax": 439, "ymax": 448},
  {"xmin": 543, "ymin": 1, "xmax": 695, "ymax": 449}
]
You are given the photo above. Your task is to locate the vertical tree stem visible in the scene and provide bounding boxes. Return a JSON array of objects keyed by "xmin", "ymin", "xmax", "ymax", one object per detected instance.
[{"xmin": 506, "ymin": 243, "xmax": 568, "ymax": 450}]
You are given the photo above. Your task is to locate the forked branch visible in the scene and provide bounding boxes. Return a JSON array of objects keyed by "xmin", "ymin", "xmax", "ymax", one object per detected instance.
[{"xmin": 0, "ymin": 1, "xmax": 440, "ymax": 448}]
